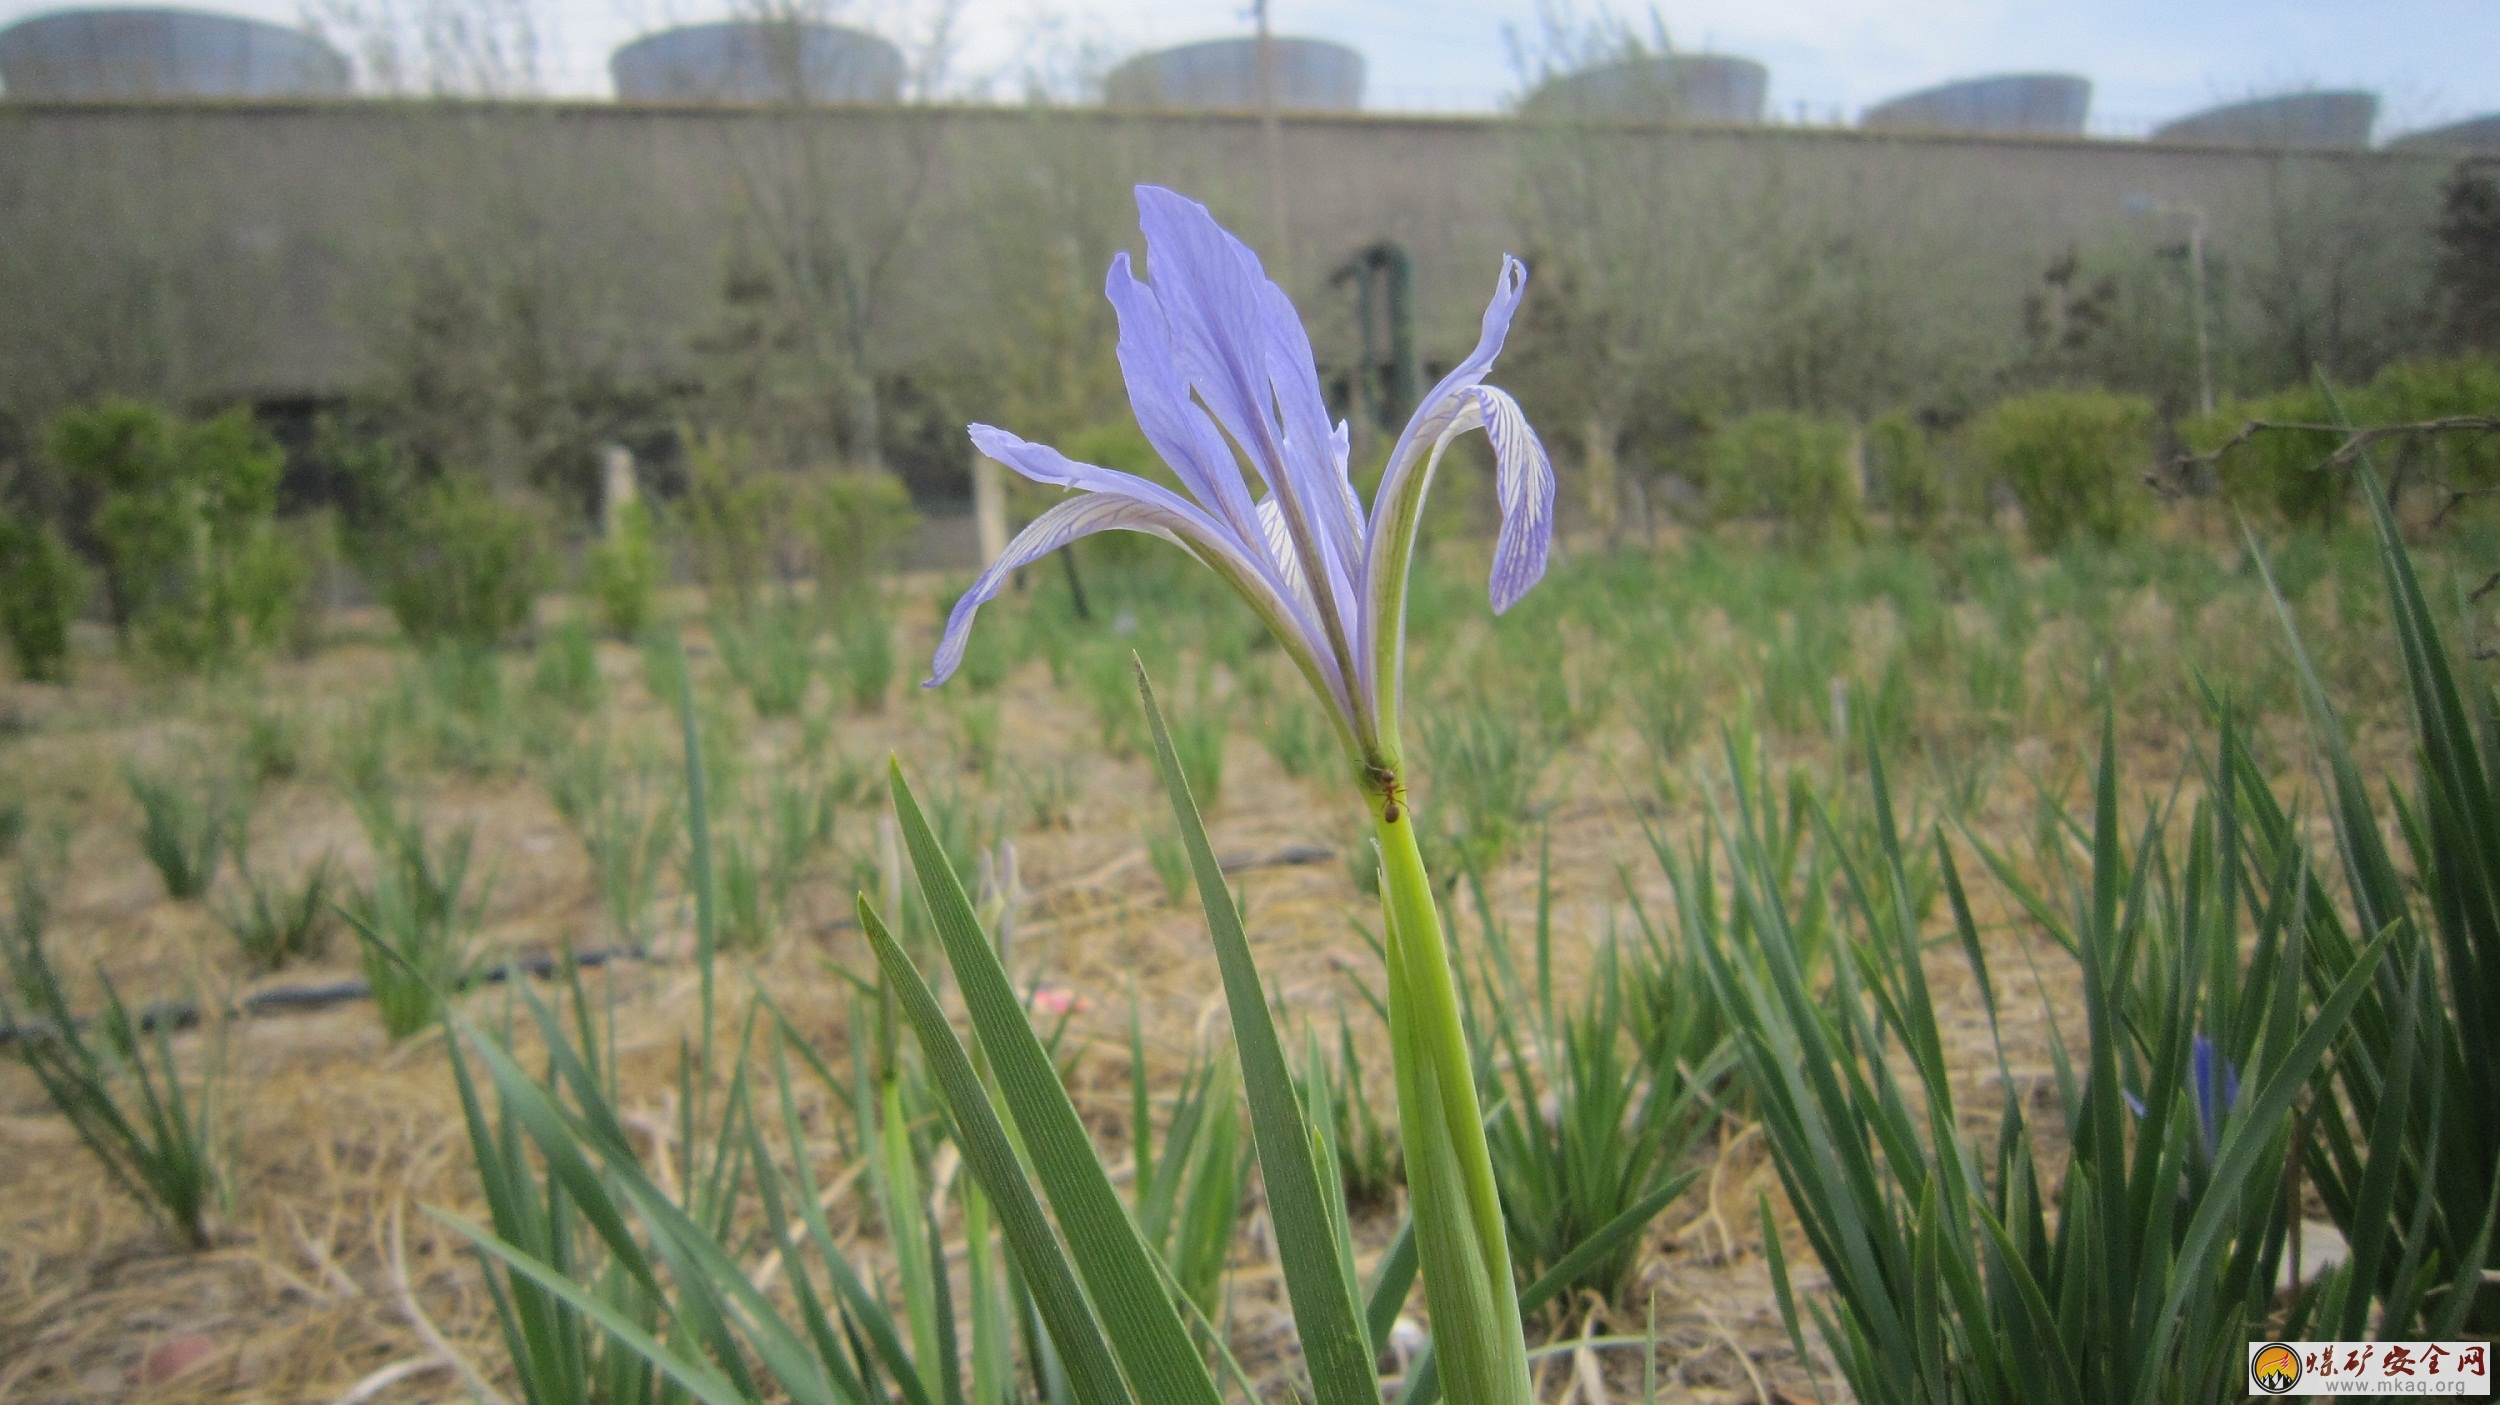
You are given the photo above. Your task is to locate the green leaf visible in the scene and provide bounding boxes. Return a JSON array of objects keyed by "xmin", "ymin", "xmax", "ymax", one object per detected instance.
[
  {"xmin": 854, "ymin": 895, "xmax": 1136, "ymax": 1405},
  {"xmin": 2143, "ymin": 922, "xmax": 2394, "ymax": 1374},
  {"xmin": 432, "ymin": 1206, "xmax": 754, "ymax": 1405},
  {"xmin": 886, "ymin": 760, "xmax": 1224, "ymax": 1405},
  {"xmin": 1134, "ymin": 659, "xmax": 1380, "ymax": 1405}
]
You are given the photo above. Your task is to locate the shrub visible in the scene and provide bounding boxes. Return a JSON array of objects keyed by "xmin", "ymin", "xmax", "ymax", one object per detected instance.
[
  {"xmin": 1708, "ymin": 410, "xmax": 1861, "ymax": 551},
  {"xmin": 128, "ymin": 766, "xmax": 239, "ymax": 901},
  {"xmin": 4, "ymin": 875, "xmax": 228, "ymax": 1248},
  {"xmin": 2190, "ymin": 358, "xmax": 2500, "ymax": 531},
  {"xmin": 529, "ymin": 618, "xmax": 602, "ymax": 714},
  {"xmin": 716, "ymin": 602, "xmax": 817, "ymax": 719},
  {"xmin": 1973, "ymin": 388, "xmax": 2153, "ymax": 550},
  {"xmin": 361, "ymin": 474, "xmax": 546, "ymax": 649},
  {"xmin": 812, "ymin": 472, "xmax": 919, "ymax": 607},
  {"xmin": 832, "ymin": 597, "xmax": 895, "ymax": 712},
  {"xmin": 583, "ymin": 498, "xmax": 662, "ymax": 639},
  {"xmin": 48, "ymin": 399, "xmax": 293, "ymax": 669},
  {"xmin": 345, "ymin": 809, "xmax": 486, "ymax": 1041},
  {"xmin": 2363, "ymin": 354, "xmax": 2500, "ymax": 507},
  {"xmin": 0, "ymin": 509, "xmax": 80, "ymax": 682},
  {"xmin": 1467, "ymin": 864, "xmax": 1712, "ymax": 1305},
  {"xmin": 1862, "ymin": 411, "xmax": 1946, "ymax": 538},
  {"xmin": 216, "ymin": 850, "xmax": 335, "ymax": 971},
  {"xmin": 680, "ymin": 427, "xmax": 779, "ymax": 619},
  {"xmin": 2188, "ymin": 384, "xmax": 2347, "ymax": 531}
]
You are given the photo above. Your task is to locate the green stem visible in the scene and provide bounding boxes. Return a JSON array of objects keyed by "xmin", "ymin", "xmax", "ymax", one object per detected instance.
[{"xmin": 1373, "ymin": 802, "xmax": 1531, "ymax": 1405}]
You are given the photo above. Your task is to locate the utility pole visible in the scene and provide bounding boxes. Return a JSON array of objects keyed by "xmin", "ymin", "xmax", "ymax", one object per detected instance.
[
  {"xmin": 2185, "ymin": 211, "xmax": 2214, "ymax": 419},
  {"xmin": 1254, "ymin": 0, "xmax": 1291, "ymax": 277},
  {"xmin": 2124, "ymin": 194, "xmax": 2216, "ymax": 418}
]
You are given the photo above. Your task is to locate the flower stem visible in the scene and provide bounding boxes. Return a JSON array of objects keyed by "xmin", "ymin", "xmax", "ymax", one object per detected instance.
[{"xmin": 1373, "ymin": 802, "xmax": 1531, "ymax": 1405}]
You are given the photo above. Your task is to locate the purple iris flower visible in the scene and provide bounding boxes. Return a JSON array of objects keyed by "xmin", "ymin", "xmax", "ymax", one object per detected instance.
[
  {"xmin": 2124, "ymin": 1032, "xmax": 2242, "ymax": 1160},
  {"xmin": 2191, "ymin": 1032, "xmax": 2241, "ymax": 1158},
  {"xmin": 925, "ymin": 186, "xmax": 1555, "ymax": 779}
]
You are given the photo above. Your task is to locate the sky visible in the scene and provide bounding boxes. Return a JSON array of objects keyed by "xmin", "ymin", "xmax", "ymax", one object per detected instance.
[{"xmin": 7, "ymin": 0, "xmax": 2498, "ymax": 138}]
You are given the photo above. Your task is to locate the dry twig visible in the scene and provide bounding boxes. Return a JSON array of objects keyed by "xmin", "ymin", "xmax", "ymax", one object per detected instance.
[{"xmin": 384, "ymin": 1197, "xmax": 513, "ymax": 1405}]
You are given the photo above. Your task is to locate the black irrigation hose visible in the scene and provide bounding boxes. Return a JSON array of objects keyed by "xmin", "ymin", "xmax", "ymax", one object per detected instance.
[
  {"xmin": 0, "ymin": 843, "xmax": 1339, "ymax": 1049},
  {"xmin": 0, "ymin": 946, "xmax": 646, "ymax": 1048}
]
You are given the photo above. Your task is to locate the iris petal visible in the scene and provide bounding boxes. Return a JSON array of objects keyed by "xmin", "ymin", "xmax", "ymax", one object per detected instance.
[
  {"xmin": 1476, "ymin": 387, "xmax": 1556, "ymax": 614},
  {"xmin": 929, "ymin": 185, "xmax": 1556, "ymax": 777},
  {"xmin": 927, "ymin": 494, "xmax": 1186, "ymax": 687},
  {"xmin": 1104, "ymin": 254, "xmax": 1267, "ymax": 552}
]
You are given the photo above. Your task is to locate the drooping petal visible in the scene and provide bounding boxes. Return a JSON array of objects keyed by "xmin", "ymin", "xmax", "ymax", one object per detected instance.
[
  {"xmin": 1475, "ymin": 387, "xmax": 1556, "ymax": 614},
  {"xmin": 939, "ymin": 428, "xmax": 1360, "ymax": 734},
  {"xmin": 1353, "ymin": 386, "xmax": 1552, "ymax": 760},
  {"xmin": 926, "ymin": 494, "xmax": 1186, "ymax": 687},
  {"xmin": 1369, "ymin": 255, "xmax": 1530, "ymax": 534},
  {"xmin": 1356, "ymin": 257, "xmax": 1539, "ymax": 741},
  {"xmin": 970, "ymin": 423, "xmax": 1210, "ymax": 524}
]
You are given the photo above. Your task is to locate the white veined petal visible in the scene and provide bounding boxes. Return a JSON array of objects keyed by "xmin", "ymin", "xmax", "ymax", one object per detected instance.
[
  {"xmin": 1256, "ymin": 495, "xmax": 1315, "ymax": 615},
  {"xmin": 1332, "ymin": 418, "xmax": 1365, "ymax": 535},
  {"xmin": 928, "ymin": 495, "xmax": 1182, "ymax": 686},
  {"xmin": 1473, "ymin": 386, "xmax": 1556, "ymax": 613}
]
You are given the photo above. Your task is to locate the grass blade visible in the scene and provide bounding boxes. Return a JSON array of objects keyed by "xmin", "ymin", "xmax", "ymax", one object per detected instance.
[
  {"xmin": 887, "ymin": 760, "xmax": 1223, "ymax": 1405},
  {"xmin": 1135, "ymin": 659, "xmax": 1378, "ymax": 1405},
  {"xmin": 855, "ymin": 895, "xmax": 1136, "ymax": 1405}
]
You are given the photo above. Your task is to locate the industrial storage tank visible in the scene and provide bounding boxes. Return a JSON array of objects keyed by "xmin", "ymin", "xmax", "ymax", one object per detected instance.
[
  {"xmin": 0, "ymin": 6, "xmax": 348, "ymax": 98},
  {"xmin": 610, "ymin": 21, "xmax": 903, "ymax": 104},
  {"xmin": 2388, "ymin": 114, "xmax": 2500, "ymax": 156},
  {"xmin": 1859, "ymin": 73, "xmax": 2090, "ymax": 137},
  {"xmin": 1519, "ymin": 53, "xmax": 1768, "ymax": 123},
  {"xmin": 1101, "ymin": 37, "xmax": 1362, "ymax": 112},
  {"xmin": 2151, "ymin": 91, "xmax": 2378, "ymax": 149}
]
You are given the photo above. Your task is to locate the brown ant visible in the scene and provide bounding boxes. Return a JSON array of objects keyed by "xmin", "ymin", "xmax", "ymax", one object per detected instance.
[{"xmin": 1366, "ymin": 763, "xmax": 1407, "ymax": 824}]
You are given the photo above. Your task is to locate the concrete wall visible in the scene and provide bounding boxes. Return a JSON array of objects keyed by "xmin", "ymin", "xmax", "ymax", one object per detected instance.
[{"xmin": 0, "ymin": 99, "xmax": 2457, "ymax": 434}]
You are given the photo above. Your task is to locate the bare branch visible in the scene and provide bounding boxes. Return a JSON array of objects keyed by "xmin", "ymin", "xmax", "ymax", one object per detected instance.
[{"xmin": 2166, "ymin": 415, "xmax": 2500, "ymax": 482}]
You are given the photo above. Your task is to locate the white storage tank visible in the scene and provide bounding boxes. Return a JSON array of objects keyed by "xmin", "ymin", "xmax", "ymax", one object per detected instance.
[
  {"xmin": 610, "ymin": 21, "xmax": 904, "ymax": 104},
  {"xmin": 0, "ymin": 6, "xmax": 349, "ymax": 98},
  {"xmin": 1101, "ymin": 37, "xmax": 1364, "ymax": 113},
  {"xmin": 1519, "ymin": 53, "xmax": 1769, "ymax": 124},
  {"xmin": 1860, "ymin": 74, "xmax": 2091, "ymax": 137},
  {"xmin": 2388, "ymin": 114, "xmax": 2500, "ymax": 156},
  {"xmin": 2152, "ymin": 91, "xmax": 2378, "ymax": 149}
]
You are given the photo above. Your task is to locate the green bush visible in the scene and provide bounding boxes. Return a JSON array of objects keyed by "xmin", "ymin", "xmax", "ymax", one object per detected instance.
[
  {"xmin": 2363, "ymin": 354, "xmax": 2500, "ymax": 505},
  {"xmin": 1862, "ymin": 412, "xmax": 1946, "ymax": 538},
  {"xmin": 680, "ymin": 427, "xmax": 779, "ymax": 619},
  {"xmin": 4, "ymin": 876, "xmax": 228, "ymax": 1248},
  {"xmin": 2188, "ymin": 384, "xmax": 2347, "ymax": 531},
  {"xmin": 2191, "ymin": 357, "xmax": 2500, "ymax": 531},
  {"xmin": 584, "ymin": 498, "xmax": 662, "ymax": 639},
  {"xmin": 813, "ymin": 471, "xmax": 919, "ymax": 607},
  {"xmin": 0, "ymin": 509, "xmax": 81, "ymax": 682},
  {"xmin": 1708, "ymin": 411, "xmax": 1862, "ymax": 551},
  {"xmin": 1973, "ymin": 388, "xmax": 2153, "ymax": 550},
  {"xmin": 361, "ymin": 474, "xmax": 546, "ymax": 649},
  {"xmin": 48, "ymin": 399, "xmax": 295, "ymax": 669}
]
